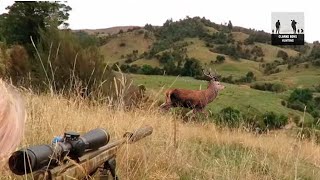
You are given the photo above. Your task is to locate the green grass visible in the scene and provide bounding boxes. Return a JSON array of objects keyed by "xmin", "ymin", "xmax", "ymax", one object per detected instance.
[
  {"xmin": 255, "ymin": 42, "xmax": 299, "ymax": 62},
  {"xmin": 130, "ymin": 74, "xmax": 314, "ymax": 122},
  {"xmin": 263, "ymin": 65, "xmax": 320, "ymax": 89},
  {"xmin": 131, "ymin": 58, "xmax": 161, "ymax": 67}
]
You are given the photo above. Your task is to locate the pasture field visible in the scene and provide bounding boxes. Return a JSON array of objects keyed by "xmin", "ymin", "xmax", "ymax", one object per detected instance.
[
  {"xmin": 130, "ymin": 74, "xmax": 314, "ymax": 123},
  {"xmin": 2, "ymin": 91, "xmax": 320, "ymax": 179}
]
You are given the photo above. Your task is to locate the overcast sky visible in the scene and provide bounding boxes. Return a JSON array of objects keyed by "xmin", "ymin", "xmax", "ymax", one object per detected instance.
[{"xmin": 0, "ymin": 0, "xmax": 319, "ymax": 43}]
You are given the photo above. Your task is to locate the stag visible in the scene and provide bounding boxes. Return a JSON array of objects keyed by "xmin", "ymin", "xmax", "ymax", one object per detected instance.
[{"xmin": 160, "ymin": 70, "xmax": 225, "ymax": 117}]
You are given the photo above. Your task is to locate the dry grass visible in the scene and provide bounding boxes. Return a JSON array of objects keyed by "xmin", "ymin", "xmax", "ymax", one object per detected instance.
[
  {"xmin": 100, "ymin": 30, "xmax": 154, "ymax": 63},
  {"xmin": 231, "ymin": 32, "xmax": 249, "ymax": 42},
  {"xmin": 2, "ymin": 90, "xmax": 320, "ymax": 179}
]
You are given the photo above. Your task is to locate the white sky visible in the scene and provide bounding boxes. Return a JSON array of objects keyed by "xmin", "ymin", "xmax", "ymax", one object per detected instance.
[{"xmin": 0, "ymin": 0, "xmax": 319, "ymax": 43}]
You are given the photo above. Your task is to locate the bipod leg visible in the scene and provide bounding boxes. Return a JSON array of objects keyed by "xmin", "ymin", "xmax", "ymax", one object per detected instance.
[{"xmin": 102, "ymin": 156, "xmax": 118, "ymax": 180}]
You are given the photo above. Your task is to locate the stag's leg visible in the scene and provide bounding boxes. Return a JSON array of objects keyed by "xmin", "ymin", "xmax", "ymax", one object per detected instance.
[
  {"xmin": 160, "ymin": 102, "xmax": 172, "ymax": 111},
  {"xmin": 160, "ymin": 90, "xmax": 173, "ymax": 111}
]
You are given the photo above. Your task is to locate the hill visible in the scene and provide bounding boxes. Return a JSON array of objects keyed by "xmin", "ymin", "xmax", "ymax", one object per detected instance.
[
  {"xmin": 72, "ymin": 16, "xmax": 320, "ymax": 127},
  {"xmin": 73, "ymin": 26, "xmax": 141, "ymax": 36}
]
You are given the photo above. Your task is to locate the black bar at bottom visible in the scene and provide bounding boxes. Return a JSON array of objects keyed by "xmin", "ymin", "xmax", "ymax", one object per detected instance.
[{"xmin": 271, "ymin": 34, "xmax": 304, "ymax": 45}]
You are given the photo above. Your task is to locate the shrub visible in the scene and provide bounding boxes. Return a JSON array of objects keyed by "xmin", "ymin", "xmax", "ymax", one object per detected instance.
[
  {"xmin": 312, "ymin": 59, "xmax": 320, "ymax": 66},
  {"xmin": 214, "ymin": 45, "xmax": 239, "ymax": 60},
  {"xmin": 138, "ymin": 65, "xmax": 155, "ymax": 75},
  {"xmin": 35, "ymin": 27, "xmax": 107, "ymax": 95},
  {"xmin": 251, "ymin": 46, "xmax": 264, "ymax": 57},
  {"xmin": 262, "ymin": 112, "xmax": 288, "ymax": 129},
  {"xmin": 250, "ymin": 82, "xmax": 287, "ymax": 93},
  {"xmin": 216, "ymin": 107, "xmax": 242, "ymax": 128},
  {"xmin": 277, "ymin": 50, "xmax": 289, "ymax": 60},
  {"xmin": 288, "ymin": 88, "xmax": 313, "ymax": 104},
  {"xmin": 271, "ymin": 83, "xmax": 287, "ymax": 93},
  {"xmin": 5, "ymin": 45, "xmax": 30, "ymax": 83},
  {"xmin": 215, "ymin": 55, "xmax": 225, "ymax": 63},
  {"xmin": 181, "ymin": 58, "xmax": 202, "ymax": 77},
  {"xmin": 119, "ymin": 42, "xmax": 126, "ymax": 47},
  {"xmin": 221, "ymin": 75, "xmax": 234, "ymax": 84}
]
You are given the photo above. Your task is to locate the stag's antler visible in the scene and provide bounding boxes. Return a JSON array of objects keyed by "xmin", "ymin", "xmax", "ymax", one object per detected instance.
[{"xmin": 203, "ymin": 68, "xmax": 219, "ymax": 81}]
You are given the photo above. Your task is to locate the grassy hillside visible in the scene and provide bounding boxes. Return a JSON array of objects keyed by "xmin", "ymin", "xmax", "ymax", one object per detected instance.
[
  {"xmin": 74, "ymin": 26, "xmax": 141, "ymax": 36},
  {"xmin": 130, "ymin": 74, "xmax": 314, "ymax": 122},
  {"xmin": 2, "ymin": 91, "xmax": 320, "ymax": 179},
  {"xmin": 91, "ymin": 17, "xmax": 319, "ymax": 128},
  {"xmin": 255, "ymin": 42, "xmax": 299, "ymax": 62},
  {"xmin": 100, "ymin": 30, "xmax": 155, "ymax": 64}
]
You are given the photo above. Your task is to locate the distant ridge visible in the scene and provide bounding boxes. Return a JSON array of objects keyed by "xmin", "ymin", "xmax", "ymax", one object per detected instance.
[{"xmin": 73, "ymin": 26, "xmax": 141, "ymax": 35}]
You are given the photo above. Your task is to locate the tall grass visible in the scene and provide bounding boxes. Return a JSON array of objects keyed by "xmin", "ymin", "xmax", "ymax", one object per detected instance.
[{"xmin": 1, "ymin": 87, "xmax": 320, "ymax": 179}]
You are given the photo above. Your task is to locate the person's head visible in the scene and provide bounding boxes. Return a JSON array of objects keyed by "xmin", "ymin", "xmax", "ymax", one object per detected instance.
[{"xmin": 0, "ymin": 80, "xmax": 26, "ymax": 170}]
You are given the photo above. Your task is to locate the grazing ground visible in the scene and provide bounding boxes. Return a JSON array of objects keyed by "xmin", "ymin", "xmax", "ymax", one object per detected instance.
[
  {"xmin": 130, "ymin": 74, "xmax": 314, "ymax": 123},
  {"xmin": 2, "ymin": 91, "xmax": 320, "ymax": 179},
  {"xmin": 100, "ymin": 30, "xmax": 154, "ymax": 64}
]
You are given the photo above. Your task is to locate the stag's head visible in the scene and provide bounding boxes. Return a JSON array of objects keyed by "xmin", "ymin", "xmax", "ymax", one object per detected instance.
[{"xmin": 203, "ymin": 69, "xmax": 225, "ymax": 91}]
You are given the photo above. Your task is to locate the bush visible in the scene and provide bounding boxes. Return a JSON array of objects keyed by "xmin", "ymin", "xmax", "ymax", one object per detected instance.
[
  {"xmin": 181, "ymin": 58, "xmax": 202, "ymax": 77},
  {"xmin": 221, "ymin": 75, "xmax": 234, "ymax": 84},
  {"xmin": 5, "ymin": 45, "xmax": 30, "ymax": 83},
  {"xmin": 251, "ymin": 46, "xmax": 264, "ymax": 57},
  {"xmin": 34, "ymin": 27, "xmax": 107, "ymax": 94},
  {"xmin": 119, "ymin": 42, "xmax": 126, "ymax": 47},
  {"xmin": 215, "ymin": 55, "xmax": 225, "ymax": 63},
  {"xmin": 315, "ymin": 84, "xmax": 320, "ymax": 92},
  {"xmin": 262, "ymin": 112, "xmax": 288, "ymax": 129},
  {"xmin": 250, "ymin": 82, "xmax": 287, "ymax": 93},
  {"xmin": 214, "ymin": 45, "xmax": 239, "ymax": 60},
  {"xmin": 138, "ymin": 65, "xmax": 155, "ymax": 75},
  {"xmin": 216, "ymin": 107, "xmax": 242, "ymax": 128},
  {"xmin": 312, "ymin": 59, "xmax": 320, "ymax": 66},
  {"xmin": 277, "ymin": 50, "xmax": 289, "ymax": 60},
  {"xmin": 271, "ymin": 83, "xmax": 287, "ymax": 93},
  {"xmin": 288, "ymin": 88, "xmax": 313, "ymax": 104}
]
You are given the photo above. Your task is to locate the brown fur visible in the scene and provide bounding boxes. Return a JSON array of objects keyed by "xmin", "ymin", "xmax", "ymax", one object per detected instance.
[{"xmin": 160, "ymin": 79, "xmax": 225, "ymax": 115}]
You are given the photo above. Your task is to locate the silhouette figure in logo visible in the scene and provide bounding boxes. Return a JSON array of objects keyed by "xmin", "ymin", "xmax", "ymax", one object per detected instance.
[
  {"xmin": 291, "ymin": 20, "xmax": 297, "ymax": 34},
  {"xmin": 275, "ymin": 20, "xmax": 280, "ymax": 34},
  {"xmin": 301, "ymin": 28, "xmax": 304, "ymax": 34},
  {"xmin": 272, "ymin": 29, "xmax": 274, "ymax": 34},
  {"xmin": 297, "ymin": 29, "xmax": 300, "ymax": 34}
]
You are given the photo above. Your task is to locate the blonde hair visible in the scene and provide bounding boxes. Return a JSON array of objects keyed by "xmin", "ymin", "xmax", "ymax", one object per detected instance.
[{"xmin": 0, "ymin": 79, "xmax": 26, "ymax": 170}]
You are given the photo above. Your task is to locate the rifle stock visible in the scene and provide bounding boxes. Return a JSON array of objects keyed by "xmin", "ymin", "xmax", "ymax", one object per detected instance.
[{"xmin": 31, "ymin": 126, "xmax": 153, "ymax": 180}]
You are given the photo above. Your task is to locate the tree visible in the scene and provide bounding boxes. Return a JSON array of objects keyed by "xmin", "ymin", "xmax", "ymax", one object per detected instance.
[
  {"xmin": 181, "ymin": 58, "xmax": 202, "ymax": 77},
  {"xmin": 216, "ymin": 55, "xmax": 225, "ymax": 63},
  {"xmin": 227, "ymin": 20, "xmax": 233, "ymax": 31},
  {"xmin": 289, "ymin": 88, "xmax": 313, "ymax": 105},
  {"xmin": 0, "ymin": 1, "xmax": 71, "ymax": 46}
]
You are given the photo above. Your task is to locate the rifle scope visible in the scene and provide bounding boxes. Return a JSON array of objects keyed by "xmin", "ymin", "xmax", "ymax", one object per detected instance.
[{"xmin": 8, "ymin": 128, "xmax": 110, "ymax": 175}]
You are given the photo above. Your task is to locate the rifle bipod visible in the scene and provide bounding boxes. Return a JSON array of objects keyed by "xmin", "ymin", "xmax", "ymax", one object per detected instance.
[{"xmin": 96, "ymin": 156, "xmax": 119, "ymax": 180}]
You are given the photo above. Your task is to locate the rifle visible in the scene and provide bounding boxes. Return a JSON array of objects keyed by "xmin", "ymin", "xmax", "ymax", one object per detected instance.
[{"xmin": 8, "ymin": 125, "xmax": 153, "ymax": 179}]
